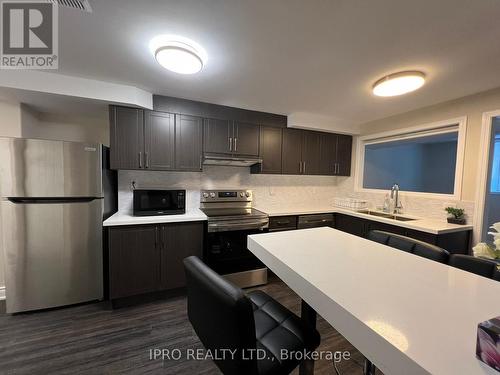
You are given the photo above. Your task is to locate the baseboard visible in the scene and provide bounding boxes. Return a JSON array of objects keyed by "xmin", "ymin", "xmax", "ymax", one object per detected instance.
[{"xmin": 0, "ymin": 286, "xmax": 5, "ymax": 300}]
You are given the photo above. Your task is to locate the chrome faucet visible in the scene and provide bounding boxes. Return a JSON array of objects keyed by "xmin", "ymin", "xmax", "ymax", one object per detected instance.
[{"xmin": 390, "ymin": 183, "xmax": 403, "ymax": 214}]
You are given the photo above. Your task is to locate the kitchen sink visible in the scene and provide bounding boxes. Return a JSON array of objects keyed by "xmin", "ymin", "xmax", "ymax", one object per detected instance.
[
  {"xmin": 357, "ymin": 210, "xmax": 417, "ymax": 222},
  {"xmin": 394, "ymin": 216, "xmax": 417, "ymax": 221}
]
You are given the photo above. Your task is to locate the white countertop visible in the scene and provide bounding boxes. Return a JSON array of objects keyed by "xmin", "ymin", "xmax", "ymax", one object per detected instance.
[
  {"xmin": 254, "ymin": 205, "xmax": 473, "ymax": 235},
  {"xmin": 103, "ymin": 208, "xmax": 207, "ymax": 226},
  {"xmin": 255, "ymin": 206, "xmax": 339, "ymax": 217},
  {"xmin": 248, "ymin": 227, "xmax": 500, "ymax": 375},
  {"xmin": 103, "ymin": 204, "xmax": 472, "ymax": 235}
]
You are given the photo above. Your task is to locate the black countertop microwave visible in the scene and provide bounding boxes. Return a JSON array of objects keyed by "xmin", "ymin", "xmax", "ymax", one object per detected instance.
[{"xmin": 133, "ymin": 189, "xmax": 186, "ymax": 216}]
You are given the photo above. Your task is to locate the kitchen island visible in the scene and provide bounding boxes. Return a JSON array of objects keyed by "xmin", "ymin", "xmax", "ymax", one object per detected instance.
[{"xmin": 248, "ymin": 227, "xmax": 500, "ymax": 375}]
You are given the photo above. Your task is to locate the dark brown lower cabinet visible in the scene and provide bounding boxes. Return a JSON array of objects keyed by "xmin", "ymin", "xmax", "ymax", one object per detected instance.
[
  {"xmin": 335, "ymin": 213, "xmax": 471, "ymax": 254},
  {"xmin": 335, "ymin": 214, "xmax": 367, "ymax": 237},
  {"xmin": 365, "ymin": 219, "xmax": 406, "ymax": 236},
  {"xmin": 269, "ymin": 216, "xmax": 298, "ymax": 231},
  {"xmin": 108, "ymin": 225, "xmax": 160, "ymax": 299},
  {"xmin": 108, "ymin": 222, "xmax": 203, "ymax": 301},
  {"xmin": 162, "ymin": 222, "xmax": 204, "ymax": 289}
]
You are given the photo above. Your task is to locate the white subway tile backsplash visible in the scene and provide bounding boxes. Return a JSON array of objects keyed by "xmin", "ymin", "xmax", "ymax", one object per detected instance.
[
  {"xmin": 118, "ymin": 166, "xmax": 338, "ymax": 212},
  {"xmin": 118, "ymin": 167, "xmax": 475, "ymax": 223}
]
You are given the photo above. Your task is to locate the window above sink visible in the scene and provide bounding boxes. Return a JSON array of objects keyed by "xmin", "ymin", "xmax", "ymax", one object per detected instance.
[{"xmin": 354, "ymin": 117, "xmax": 467, "ymax": 200}]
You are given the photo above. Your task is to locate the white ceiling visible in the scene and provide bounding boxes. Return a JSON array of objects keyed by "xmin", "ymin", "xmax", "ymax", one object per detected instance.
[{"xmin": 45, "ymin": 0, "xmax": 500, "ymax": 132}]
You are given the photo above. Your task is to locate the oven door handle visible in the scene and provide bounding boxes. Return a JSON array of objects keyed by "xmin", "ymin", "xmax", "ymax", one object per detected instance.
[{"xmin": 207, "ymin": 219, "xmax": 269, "ymax": 232}]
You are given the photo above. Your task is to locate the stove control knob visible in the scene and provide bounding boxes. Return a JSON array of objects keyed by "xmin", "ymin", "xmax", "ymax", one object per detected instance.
[
  {"xmin": 209, "ymin": 192, "xmax": 216, "ymax": 198},
  {"xmin": 239, "ymin": 192, "xmax": 244, "ymax": 197},
  {"xmin": 202, "ymin": 192, "xmax": 209, "ymax": 198},
  {"xmin": 245, "ymin": 191, "xmax": 251, "ymax": 197}
]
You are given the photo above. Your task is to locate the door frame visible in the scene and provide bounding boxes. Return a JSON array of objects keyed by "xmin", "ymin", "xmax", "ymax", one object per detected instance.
[{"xmin": 473, "ymin": 109, "xmax": 500, "ymax": 243}]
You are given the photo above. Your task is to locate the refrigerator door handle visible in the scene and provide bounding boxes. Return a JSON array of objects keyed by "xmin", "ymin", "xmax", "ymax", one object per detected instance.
[{"xmin": 7, "ymin": 197, "xmax": 98, "ymax": 204}]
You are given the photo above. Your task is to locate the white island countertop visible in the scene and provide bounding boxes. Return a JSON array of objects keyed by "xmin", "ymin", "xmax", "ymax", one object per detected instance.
[
  {"xmin": 248, "ymin": 227, "xmax": 500, "ymax": 375},
  {"xmin": 103, "ymin": 209, "xmax": 207, "ymax": 226},
  {"xmin": 254, "ymin": 205, "xmax": 473, "ymax": 235}
]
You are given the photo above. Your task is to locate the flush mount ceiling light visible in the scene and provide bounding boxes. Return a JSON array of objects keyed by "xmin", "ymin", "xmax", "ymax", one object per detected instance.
[
  {"xmin": 372, "ymin": 71, "xmax": 426, "ymax": 97},
  {"xmin": 149, "ymin": 35, "xmax": 207, "ymax": 75}
]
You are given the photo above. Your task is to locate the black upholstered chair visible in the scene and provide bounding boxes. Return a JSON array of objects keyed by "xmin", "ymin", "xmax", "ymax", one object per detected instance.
[
  {"xmin": 493, "ymin": 270, "xmax": 500, "ymax": 282},
  {"xmin": 183, "ymin": 256, "xmax": 320, "ymax": 375},
  {"xmin": 367, "ymin": 230, "xmax": 450, "ymax": 263},
  {"xmin": 448, "ymin": 254, "xmax": 497, "ymax": 279}
]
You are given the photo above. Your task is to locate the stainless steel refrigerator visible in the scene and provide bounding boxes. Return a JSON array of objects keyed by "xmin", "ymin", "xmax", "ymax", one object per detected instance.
[{"xmin": 0, "ymin": 138, "xmax": 117, "ymax": 313}]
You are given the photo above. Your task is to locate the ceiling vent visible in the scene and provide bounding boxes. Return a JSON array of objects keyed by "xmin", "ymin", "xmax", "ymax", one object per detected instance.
[{"xmin": 46, "ymin": 0, "xmax": 92, "ymax": 13}]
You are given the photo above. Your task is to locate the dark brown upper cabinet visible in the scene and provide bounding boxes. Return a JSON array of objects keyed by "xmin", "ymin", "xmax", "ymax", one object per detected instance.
[
  {"xmin": 175, "ymin": 114, "xmax": 203, "ymax": 171},
  {"xmin": 281, "ymin": 129, "xmax": 352, "ymax": 176},
  {"xmin": 319, "ymin": 133, "xmax": 337, "ymax": 175},
  {"xmin": 282, "ymin": 129, "xmax": 321, "ymax": 175},
  {"xmin": 319, "ymin": 133, "xmax": 353, "ymax": 176},
  {"xmin": 203, "ymin": 119, "xmax": 260, "ymax": 157},
  {"xmin": 233, "ymin": 121, "xmax": 260, "ymax": 156},
  {"xmin": 203, "ymin": 118, "xmax": 232, "ymax": 155},
  {"xmin": 252, "ymin": 126, "xmax": 282, "ymax": 174},
  {"xmin": 110, "ymin": 104, "xmax": 351, "ymax": 176},
  {"xmin": 302, "ymin": 131, "xmax": 321, "ymax": 175},
  {"xmin": 336, "ymin": 134, "xmax": 352, "ymax": 176},
  {"xmin": 110, "ymin": 106, "xmax": 144, "ymax": 170},
  {"xmin": 144, "ymin": 111, "xmax": 175, "ymax": 170},
  {"xmin": 110, "ymin": 106, "xmax": 202, "ymax": 172},
  {"xmin": 282, "ymin": 128, "xmax": 303, "ymax": 174}
]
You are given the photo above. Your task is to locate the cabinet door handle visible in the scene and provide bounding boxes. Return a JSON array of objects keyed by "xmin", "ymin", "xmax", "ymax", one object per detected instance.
[
  {"xmin": 303, "ymin": 161, "xmax": 306, "ymax": 174},
  {"xmin": 299, "ymin": 161, "xmax": 302, "ymax": 173},
  {"xmin": 229, "ymin": 137, "xmax": 232, "ymax": 151},
  {"xmin": 145, "ymin": 152, "xmax": 149, "ymax": 168},
  {"xmin": 162, "ymin": 226, "xmax": 165, "ymax": 250},
  {"xmin": 336, "ymin": 163, "xmax": 340, "ymax": 174},
  {"xmin": 199, "ymin": 155, "xmax": 202, "ymax": 170},
  {"xmin": 234, "ymin": 137, "xmax": 237, "ymax": 152},
  {"xmin": 155, "ymin": 226, "xmax": 158, "ymax": 248},
  {"xmin": 139, "ymin": 152, "xmax": 142, "ymax": 168}
]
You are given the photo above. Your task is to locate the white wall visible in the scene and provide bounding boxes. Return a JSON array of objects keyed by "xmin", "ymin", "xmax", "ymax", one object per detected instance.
[
  {"xmin": 358, "ymin": 87, "xmax": 500, "ymax": 202},
  {"xmin": 0, "ymin": 100, "xmax": 22, "ymax": 137},
  {"xmin": 20, "ymin": 105, "xmax": 109, "ymax": 145}
]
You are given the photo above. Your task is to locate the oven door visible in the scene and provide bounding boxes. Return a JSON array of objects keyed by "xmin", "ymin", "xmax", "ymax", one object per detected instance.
[
  {"xmin": 207, "ymin": 217, "xmax": 268, "ymax": 233},
  {"xmin": 204, "ymin": 228, "xmax": 267, "ymax": 275}
]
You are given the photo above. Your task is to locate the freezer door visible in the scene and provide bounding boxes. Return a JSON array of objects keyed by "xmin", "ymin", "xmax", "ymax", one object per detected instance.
[
  {"xmin": 1, "ymin": 198, "xmax": 103, "ymax": 313},
  {"xmin": 0, "ymin": 138, "xmax": 102, "ymax": 198}
]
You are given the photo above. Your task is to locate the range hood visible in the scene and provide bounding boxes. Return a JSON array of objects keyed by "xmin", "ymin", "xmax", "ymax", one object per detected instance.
[{"xmin": 203, "ymin": 155, "xmax": 262, "ymax": 167}]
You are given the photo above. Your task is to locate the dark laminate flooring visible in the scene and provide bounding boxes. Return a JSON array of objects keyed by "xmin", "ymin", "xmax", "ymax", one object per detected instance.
[{"xmin": 0, "ymin": 276, "xmax": 381, "ymax": 375}]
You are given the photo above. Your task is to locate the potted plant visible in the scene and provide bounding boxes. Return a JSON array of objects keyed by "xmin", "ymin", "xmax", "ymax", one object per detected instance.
[
  {"xmin": 473, "ymin": 223, "xmax": 500, "ymax": 260},
  {"xmin": 445, "ymin": 207, "xmax": 466, "ymax": 225}
]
